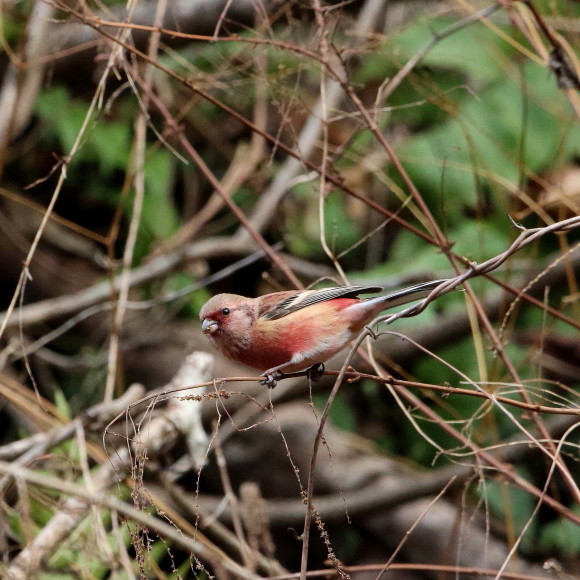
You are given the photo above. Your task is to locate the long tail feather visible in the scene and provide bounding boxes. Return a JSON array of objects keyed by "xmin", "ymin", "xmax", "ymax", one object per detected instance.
[{"xmin": 374, "ymin": 279, "xmax": 449, "ymax": 309}]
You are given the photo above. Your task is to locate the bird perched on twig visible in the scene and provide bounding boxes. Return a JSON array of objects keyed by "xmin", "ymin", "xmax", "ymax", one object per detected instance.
[{"xmin": 200, "ymin": 280, "xmax": 448, "ymax": 387}]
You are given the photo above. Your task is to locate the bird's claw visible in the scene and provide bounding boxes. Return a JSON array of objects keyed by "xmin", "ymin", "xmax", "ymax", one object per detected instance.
[
  {"xmin": 260, "ymin": 364, "xmax": 325, "ymax": 388},
  {"xmin": 260, "ymin": 373, "xmax": 281, "ymax": 388},
  {"xmin": 307, "ymin": 363, "xmax": 325, "ymax": 382}
]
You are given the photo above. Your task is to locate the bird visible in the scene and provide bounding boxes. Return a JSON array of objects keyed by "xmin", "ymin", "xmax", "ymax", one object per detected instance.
[{"xmin": 200, "ymin": 279, "xmax": 448, "ymax": 387}]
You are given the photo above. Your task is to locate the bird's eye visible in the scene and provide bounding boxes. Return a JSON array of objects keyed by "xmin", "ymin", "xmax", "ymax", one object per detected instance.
[{"xmin": 221, "ymin": 308, "xmax": 230, "ymax": 316}]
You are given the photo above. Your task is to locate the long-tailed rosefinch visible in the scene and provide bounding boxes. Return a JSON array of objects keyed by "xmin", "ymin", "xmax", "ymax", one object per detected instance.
[{"xmin": 200, "ymin": 280, "xmax": 448, "ymax": 386}]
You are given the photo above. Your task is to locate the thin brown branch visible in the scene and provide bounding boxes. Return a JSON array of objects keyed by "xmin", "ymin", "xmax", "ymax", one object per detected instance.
[
  {"xmin": 49, "ymin": 1, "xmax": 580, "ymax": 334},
  {"xmin": 161, "ymin": 473, "xmax": 287, "ymax": 576},
  {"xmin": 0, "ymin": 237, "xmax": 256, "ymax": 329},
  {"xmin": 130, "ymin": 69, "xmax": 304, "ymax": 290},
  {"xmin": 0, "ymin": 460, "xmax": 259, "ymax": 580},
  {"xmin": 269, "ymin": 562, "xmax": 553, "ymax": 580},
  {"xmin": 177, "ymin": 412, "xmax": 576, "ymax": 526},
  {"xmin": 104, "ymin": 0, "xmax": 170, "ymax": 402},
  {"xmin": 327, "ymin": 371, "xmax": 580, "ymax": 416}
]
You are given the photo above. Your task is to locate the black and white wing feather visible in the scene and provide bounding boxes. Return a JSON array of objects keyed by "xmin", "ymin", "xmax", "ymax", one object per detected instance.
[{"xmin": 261, "ymin": 285, "xmax": 383, "ymax": 321}]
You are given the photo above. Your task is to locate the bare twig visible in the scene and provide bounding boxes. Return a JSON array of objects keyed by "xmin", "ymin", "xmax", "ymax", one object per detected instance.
[
  {"xmin": 0, "ymin": 460, "xmax": 259, "ymax": 580},
  {"xmin": 0, "ymin": 384, "xmax": 145, "ymax": 495},
  {"xmin": 0, "ymin": 1, "xmax": 56, "ymax": 172},
  {"xmin": 0, "ymin": 237, "xmax": 260, "ymax": 330},
  {"xmin": 130, "ymin": 70, "xmax": 304, "ymax": 289},
  {"xmin": 376, "ymin": 477, "xmax": 457, "ymax": 579},
  {"xmin": 1, "ymin": 352, "xmax": 215, "ymax": 578},
  {"xmin": 214, "ymin": 428, "xmax": 254, "ymax": 570},
  {"xmin": 267, "ymin": 562, "xmax": 552, "ymax": 580}
]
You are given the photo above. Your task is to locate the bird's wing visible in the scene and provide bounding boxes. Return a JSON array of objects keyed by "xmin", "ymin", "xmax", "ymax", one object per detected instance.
[{"xmin": 260, "ymin": 285, "xmax": 383, "ymax": 321}]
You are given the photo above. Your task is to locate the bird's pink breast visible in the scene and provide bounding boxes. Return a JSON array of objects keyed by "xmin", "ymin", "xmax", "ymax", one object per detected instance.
[{"xmin": 242, "ymin": 317, "xmax": 317, "ymax": 371}]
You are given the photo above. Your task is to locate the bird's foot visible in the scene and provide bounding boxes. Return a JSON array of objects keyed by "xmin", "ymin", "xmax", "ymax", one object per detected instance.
[
  {"xmin": 307, "ymin": 363, "xmax": 325, "ymax": 382},
  {"xmin": 260, "ymin": 364, "xmax": 325, "ymax": 387},
  {"xmin": 260, "ymin": 372, "xmax": 283, "ymax": 388}
]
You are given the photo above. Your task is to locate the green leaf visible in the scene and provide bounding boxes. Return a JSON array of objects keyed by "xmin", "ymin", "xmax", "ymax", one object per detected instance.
[
  {"xmin": 90, "ymin": 120, "xmax": 131, "ymax": 175},
  {"xmin": 142, "ymin": 151, "xmax": 179, "ymax": 239},
  {"xmin": 447, "ymin": 218, "xmax": 511, "ymax": 263},
  {"xmin": 35, "ymin": 85, "xmax": 131, "ymax": 176},
  {"xmin": 36, "ymin": 86, "xmax": 88, "ymax": 153},
  {"xmin": 396, "ymin": 18, "xmax": 515, "ymax": 86},
  {"xmin": 393, "ymin": 56, "xmax": 580, "ymax": 229},
  {"xmin": 324, "ymin": 192, "xmax": 364, "ymax": 253},
  {"xmin": 384, "ymin": 233, "xmax": 451, "ymax": 275},
  {"xmin": 53, "ymin": 387, "xmax": 72, "ymax": 419},
  {"xmin": 539, "ymin": 509, "xmax": 580, "ymax": 557},
  {"xmin": 286, "ymin": 188, "xmax": 363, "ymax": 260},
  {"xmin": 324, "ymin": 392, "xmax": 357, "ymax": 432}
]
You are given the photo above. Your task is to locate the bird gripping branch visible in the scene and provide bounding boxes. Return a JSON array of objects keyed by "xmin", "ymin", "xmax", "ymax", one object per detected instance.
[{"xmin": 200, "ymin": 279, "xmax": 448, "ymax": 387}]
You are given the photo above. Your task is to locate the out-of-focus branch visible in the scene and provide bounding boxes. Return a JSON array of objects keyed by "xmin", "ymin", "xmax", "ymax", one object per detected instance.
[
  {"xmin": 378, "ymin": 246, "xmax": 580, "ymax": 363},
  {"xmin": 52, "ymin": 0, "xmax": 288, "ymax": 57},
  {"xmin": 0, "ymin": 1, "xmax": 55, "ymax": 173},
  {"xmin": 103, "ymin": 0, "xmax": 169, "ymax": 402},
  {"xmin": 0, "ymin": 460, "xmax": 258, "ymax": 580},
  {"xmin": 178, "ymin": 410, "xmax": 576, "ymax": 526},
  {"xmin": 130, "ymin": 69, "xmax": 303, "ymax": 289},
  {"xmin": 237, "ymin": 0, "xmax": 432, "ymax": 241},
  {"xmin": 2, "ymin": 352, "xmax": 218, "ymax": 578},
  {"xmin": 0, "ymin": 383, "xmax": 145, "ymax": 497},
  {"xmin": 261, "ymin": 563, "xmax": 552, "ymax": 580},
  {"xmin": 184, "ymin": 402, "xmax": 556, "ymax": 579},
  {"xmin": 0, "ymin": 236, "xmax": 254, "ymax": 330}
]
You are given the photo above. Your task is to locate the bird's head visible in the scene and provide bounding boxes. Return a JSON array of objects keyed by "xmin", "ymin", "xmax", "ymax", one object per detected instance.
[{"xmin": 199, "ymin": 294, "xmax": 256, "ymax": 350}]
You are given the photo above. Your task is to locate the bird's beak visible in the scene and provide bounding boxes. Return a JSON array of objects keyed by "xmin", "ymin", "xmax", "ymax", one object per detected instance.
[{"xmin": 202, "ymin": 319, "xmax": 219, "ymax": 334}]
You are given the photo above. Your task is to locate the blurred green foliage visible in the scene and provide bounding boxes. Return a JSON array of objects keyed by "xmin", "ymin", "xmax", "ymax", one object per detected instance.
[{"xmin": 36, "ymin": 86, "xmax": 132, "ymax": 176}]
